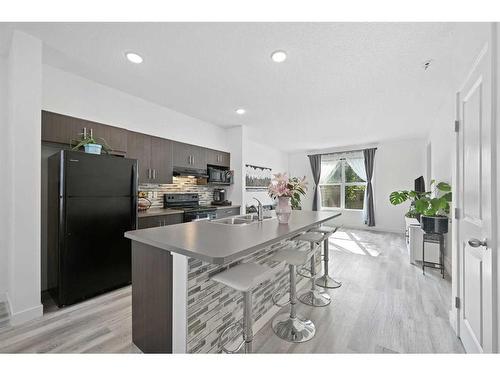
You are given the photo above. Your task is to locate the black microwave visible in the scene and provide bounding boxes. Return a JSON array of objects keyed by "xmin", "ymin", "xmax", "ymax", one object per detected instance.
[{"xmin": 207, "ymin": 165, "xmax": 232, "ymax": 185}]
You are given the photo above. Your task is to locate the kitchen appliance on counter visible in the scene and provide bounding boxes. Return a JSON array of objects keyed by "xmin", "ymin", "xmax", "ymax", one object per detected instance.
[
  {"xmin": 211, "ymin": 188, "xmax": 232, "ymax": 206},
  {"xmin": 163, "ymin": 193, "xmax": 216, "ymax": 222},
  {"xmin": 48, "ymin": 150, "xmax": 137, "ymax": 307},
  {"xmin": 207, "ymin": 165, "xmax": 232, "ymax": 185}
]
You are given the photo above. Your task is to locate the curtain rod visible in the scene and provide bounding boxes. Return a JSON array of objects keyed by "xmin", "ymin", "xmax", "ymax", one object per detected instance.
[{"xmin": 307, "ymin": 147, "xmax": 377, "ymax": 158}]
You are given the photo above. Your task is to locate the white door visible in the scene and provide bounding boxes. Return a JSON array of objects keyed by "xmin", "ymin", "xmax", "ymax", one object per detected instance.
[{"xmin": 457, "ymin": 35, "xmax": 496, "ymax": 353}]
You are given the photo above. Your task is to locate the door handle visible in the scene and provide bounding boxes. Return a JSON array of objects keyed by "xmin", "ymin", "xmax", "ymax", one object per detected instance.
[{"xmin": 468, "ymin": 238, "xmax": 488, "ymax": 248}]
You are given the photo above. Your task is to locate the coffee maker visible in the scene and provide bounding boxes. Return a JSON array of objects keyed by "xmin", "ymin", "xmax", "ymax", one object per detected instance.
[{"xmin": 212, "ymin": 188, "xmax": 228, "ymax": 205}]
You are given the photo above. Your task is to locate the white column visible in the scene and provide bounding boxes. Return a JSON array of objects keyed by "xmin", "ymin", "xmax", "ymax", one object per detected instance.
[
  {"xmin": 6, "ymin": 30, "xmax": 43, "ymax": 324},
  {"xmin": 172, "ymin": 253, "xmax": 189, "ymax": 353}
]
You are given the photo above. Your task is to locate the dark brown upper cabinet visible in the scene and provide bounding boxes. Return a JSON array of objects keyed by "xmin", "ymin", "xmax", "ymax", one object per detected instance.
[
  {"xmin": 206, "ymin": 148, "xmax": 230, "ymax": 168},
  {"xmin": 172, "ymin": 141, "xmax": 207, "ymax": 170},
  {"xmin": 41, "ymin": 111, "xmax": 128, "ymax": 155},
  {"xmin": 150, "ymin": 137, "xmax": 173, "ymax": 184},
  {"xmin": 127, "ymin": 132, "xmax": 173, "ymax": 184}
]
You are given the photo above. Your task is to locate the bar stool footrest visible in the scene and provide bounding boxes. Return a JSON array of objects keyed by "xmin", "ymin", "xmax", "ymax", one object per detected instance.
[
  {"xmin": 298, "ymin": 289, "xmax": 331, "ymax": 307},
  {"xmin": 218, "ymin": 322, "xmax": 245, "ymax": 354},
  {"xmin": 315, "ymin": 275, "xmax": 342, "ymax": 289},
  {"xmin": 271, "ymin": 290, "xmax": 290, "ymax": 308}
]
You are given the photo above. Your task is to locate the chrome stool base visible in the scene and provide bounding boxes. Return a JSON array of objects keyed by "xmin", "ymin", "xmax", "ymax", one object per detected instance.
[
  {"xmin": 298, "ymin": 289, "xmax": 331, "ymax": 307},
  {"xmin": 272, "ymin": 313, "xmax": 316, "ymax": 343},
  {"xmin": 315, "ymin": 274, "xmax": 342, "ymax": 289}
]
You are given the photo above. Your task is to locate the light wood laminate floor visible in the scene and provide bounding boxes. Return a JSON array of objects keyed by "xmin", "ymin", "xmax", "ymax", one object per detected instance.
[{"xmin": 0, "ymin": 229, "xmax": 464, "ymax": 353}]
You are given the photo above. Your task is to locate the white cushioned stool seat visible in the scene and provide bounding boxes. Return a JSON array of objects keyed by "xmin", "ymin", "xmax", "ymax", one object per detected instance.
[
  {"xmin": 212, "ymin": 262, "xmax": 277, "ymax": 292},
  {"xmin": 269, "ymin": 247, "xmax": 312, "ymax": 266},
  {"xmin": 295, "ymin": 232, "xmax": 324, "ymax": 243},
  {"xmin": 309, "ymin": 225, "xmax": 336, "ymax": 234}
]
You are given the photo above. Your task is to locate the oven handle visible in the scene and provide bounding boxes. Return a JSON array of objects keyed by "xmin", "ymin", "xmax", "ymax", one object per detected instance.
[{"xmin": 192, "ymin": 216, "xmax": 210, "ymax": 222}]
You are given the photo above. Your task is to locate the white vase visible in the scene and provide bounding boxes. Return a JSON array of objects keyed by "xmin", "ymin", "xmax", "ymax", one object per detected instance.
[{"xmin": 276, "ymin": 196, "xmax": 292, "ymax": 224}]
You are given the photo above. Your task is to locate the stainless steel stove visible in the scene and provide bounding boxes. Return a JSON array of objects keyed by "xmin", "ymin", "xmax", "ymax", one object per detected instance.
[{"xmin": 163, "ymin": 193, "xmax": 217, "ymax": 222}]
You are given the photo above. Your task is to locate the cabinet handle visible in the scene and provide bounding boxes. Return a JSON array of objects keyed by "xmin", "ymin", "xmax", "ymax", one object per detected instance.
[
  {"xmin": 153, "ymin": 169, "xmax": 156, "ymax": 179},
  {"xmin": 188, "ymin": 155, "xmax": 191, "ymax": 165},
  {"xmin": 147, "ymin": 169, "xmax": 151, "ymax": 179},
  {"xmin": 192, "ymin": 155, "xmax": 195, "ymax": 165}
]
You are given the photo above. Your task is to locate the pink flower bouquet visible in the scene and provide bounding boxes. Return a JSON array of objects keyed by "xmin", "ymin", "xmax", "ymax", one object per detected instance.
[{"xmin": 268, "ymin": 173, "xmax": 308, "ymax": 209}]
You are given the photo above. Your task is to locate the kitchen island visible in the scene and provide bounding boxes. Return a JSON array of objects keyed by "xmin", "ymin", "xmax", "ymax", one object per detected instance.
[{"xmin": 125, "ymin": 210, "xmax": 341, "ymax": 353}]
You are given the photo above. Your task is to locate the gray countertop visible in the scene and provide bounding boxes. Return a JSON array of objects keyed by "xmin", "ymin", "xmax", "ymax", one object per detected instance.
[{"xmin": 125, "ymin": 210, "xmax": 341, "ymax": 264}]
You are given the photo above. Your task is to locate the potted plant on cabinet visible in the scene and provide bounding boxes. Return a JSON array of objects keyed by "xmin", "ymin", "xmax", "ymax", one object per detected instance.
[
  {"xmin": 71, "ymin": 129, "xmax": 112, "ymax": 155},
  {"xmin": 389, "ymin": 180, "xmax": 452, "ymax": 234}
]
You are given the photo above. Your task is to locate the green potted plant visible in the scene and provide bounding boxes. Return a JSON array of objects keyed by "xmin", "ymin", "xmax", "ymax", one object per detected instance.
[
  {"xmin": 389, "ymin": 180, "xmax": 452, "ymax": 234},
  {"xmin": 71, "ymin": 130, "xmax": 112, "ymax": 155}
]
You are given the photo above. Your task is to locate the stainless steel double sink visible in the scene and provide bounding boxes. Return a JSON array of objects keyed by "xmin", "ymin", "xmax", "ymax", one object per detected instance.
[{"xmin": 210, "ymin": 213, "xmax": 274, "ymax": 226}]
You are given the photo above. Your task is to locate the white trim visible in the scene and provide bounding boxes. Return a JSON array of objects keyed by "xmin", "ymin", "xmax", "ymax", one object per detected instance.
[
  {"xmin": 451, "ymin": 91, "xmax": 461, "ymax": 337},
  {"xmin": 9, "ymin": 303, "xmax": 43, "ymax": 326},
  {"xmin": 172, "ymin": 253, "xmax": 188, "ymax": 353}
]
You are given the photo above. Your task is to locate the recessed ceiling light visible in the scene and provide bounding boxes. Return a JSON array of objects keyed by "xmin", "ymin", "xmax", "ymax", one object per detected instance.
[
  {"xmin": 235, "ymin": 108, "xmax": 246, "ymax": 115},
  {"xmin": 271, "ymin": 50, "xmax": 287, "ymax": 63},
  {"xmin": 125, "ymin": 52, "xmax": 143, "ymax": 64}
]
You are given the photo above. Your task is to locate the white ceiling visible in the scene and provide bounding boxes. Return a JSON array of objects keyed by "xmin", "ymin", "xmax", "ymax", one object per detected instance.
[{"xmin": 0, "ymin": 22, "xmax": 457, "ymax": 152}]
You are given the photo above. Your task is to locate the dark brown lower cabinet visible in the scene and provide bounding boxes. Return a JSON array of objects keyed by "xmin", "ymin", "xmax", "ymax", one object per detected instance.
[
  {"xmin": 215, "ymin": 207, "xmax": 241, "ymax": 219},
  {"xmin": 132, "ymin": 241, "xmax": 173, "ymax": 353},
  {"xmin": 138, "ymin": 214, "xmax": 183, "ymax": 229}
]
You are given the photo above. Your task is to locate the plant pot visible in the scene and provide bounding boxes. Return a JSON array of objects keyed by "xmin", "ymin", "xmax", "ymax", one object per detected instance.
[
  {"xmin": 420, "ymin": 215, "xmax": 448, "ymax": 234},
  {"xmin": 84, "ymin": 143, "xmax": 102, "ymax": 155},
  {"xmin": 276, "ymin": 196, "xmax": 292, "ymax": 224}
]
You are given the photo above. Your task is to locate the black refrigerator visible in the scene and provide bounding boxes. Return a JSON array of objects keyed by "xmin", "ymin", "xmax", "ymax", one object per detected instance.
[{"xmin": 48, "ymin": 150, "xmax": 138, "ymax": 307}]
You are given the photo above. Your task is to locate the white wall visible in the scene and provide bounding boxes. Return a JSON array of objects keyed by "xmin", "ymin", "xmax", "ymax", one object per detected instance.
[
  {"xmin": 6, "ymin": 31, "xmax": 43, "ymax": 324},
  {"xmin": 42, "ymin": 65, "xmax": 229, "ymax": 153},
  {"xmin": 0, "ymin": 56, "xmax": 8, "ymax": 300},
  {"xmin": 243, "ymin": 139, "xmax": 289, "ymax": 208},
  {"xmin": 289, "ymin": 138, "xmax": 426, "ymax": 233}
]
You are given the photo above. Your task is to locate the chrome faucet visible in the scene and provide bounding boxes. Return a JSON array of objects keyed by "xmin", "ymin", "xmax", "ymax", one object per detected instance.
[{"xmin": 253, "ymin": 198, "xmax": 263, "ymax": 222}]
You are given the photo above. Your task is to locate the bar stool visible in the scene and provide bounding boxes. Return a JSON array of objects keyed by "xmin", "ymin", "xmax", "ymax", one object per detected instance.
[
  {"xmin": 212, "ymin": 262, "xmax": 282, "ymax": 353},
  {"xmin": 268, "ymin": 245, "xmax": 316, "ymax": 342},
  {"xmin": 295, "ymin": 232, "xmax": 331, "ymax": 307},
  {"xmin": 309, "ymin": 225, "xmax": 342, "ymax": 289}
]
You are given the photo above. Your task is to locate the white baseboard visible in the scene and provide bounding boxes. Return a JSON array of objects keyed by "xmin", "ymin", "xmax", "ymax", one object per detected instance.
[
  {"xmin": 341, "ymin": 225, "xmax": 403, "ymax": 234},
  {"xmin": 449, "ymin": 309, "xmax": 459, "ymax": 336},
  {"xmin": 9, "ymin": 303, "xmax": 43, "ymax": 326},
  {"xmin": 253, "ymin": 276, "xmax": 309, "ymax": 335}
]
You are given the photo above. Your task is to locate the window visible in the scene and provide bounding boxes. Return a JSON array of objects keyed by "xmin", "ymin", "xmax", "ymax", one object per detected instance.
[{"xmin": 319, "ymin": 152, "xmax": 366, "ymax": 210}]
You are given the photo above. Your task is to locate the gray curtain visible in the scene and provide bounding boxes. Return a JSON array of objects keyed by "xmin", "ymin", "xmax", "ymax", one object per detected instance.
[
  {"xmin": 363, "ymin": 148, "xmax": 376, "ymax": 226},
  {"xmin": 308, "ymin": 154, "xmax": 322, "ymax": 211}
]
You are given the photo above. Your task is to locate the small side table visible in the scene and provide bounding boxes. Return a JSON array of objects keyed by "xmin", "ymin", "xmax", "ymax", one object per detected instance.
[{"xmin": 422, "ymin": 232, "xmax": 445, "ymax": 278}]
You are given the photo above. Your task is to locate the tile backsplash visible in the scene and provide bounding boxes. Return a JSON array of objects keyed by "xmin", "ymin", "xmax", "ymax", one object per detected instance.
[{"xmin": 139, "ymin": 176, "xmax": 224, "ymax": 207}]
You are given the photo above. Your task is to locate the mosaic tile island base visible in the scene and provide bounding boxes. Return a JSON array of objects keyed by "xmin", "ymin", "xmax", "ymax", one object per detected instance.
[{"xmin": 125, "ymin": 210, "xmax": 342, "ymax": 353}]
